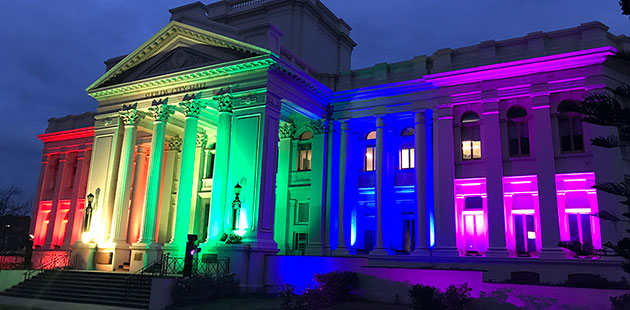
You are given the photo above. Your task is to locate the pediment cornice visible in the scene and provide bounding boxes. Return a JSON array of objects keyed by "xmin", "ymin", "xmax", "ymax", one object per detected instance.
[{"xmin": 87, "ymin": 21, "xmax": 272, "ymax": 92}]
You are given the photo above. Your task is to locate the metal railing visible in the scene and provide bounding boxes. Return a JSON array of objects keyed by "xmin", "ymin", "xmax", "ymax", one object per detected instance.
[{"xmin": 22, "ymin": 251, "xmax": 71, "ymax": 293}]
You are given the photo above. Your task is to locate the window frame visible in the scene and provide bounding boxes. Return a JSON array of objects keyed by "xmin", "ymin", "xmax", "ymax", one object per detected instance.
[
  {"xmin": 557, "ymin": 101, "xmax": 584, "ymax": 153},
  {"xmin": 506, "ymin": 106, "xmax": 531, "ymax": 157}
]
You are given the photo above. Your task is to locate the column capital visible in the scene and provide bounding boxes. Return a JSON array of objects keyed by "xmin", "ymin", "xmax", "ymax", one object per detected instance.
[
  {"xmin": 279, "ymin": 122, "xmax": 295, "ymax": 139},
  {"xmin": 179, "ymin": 93, "xmax": 206, "ymax": 118},
  {"xmin": 376, "ymin": 117, "xmax": 385, "ymax": 128},
  {"xmin": 340, "ymin": 119, "xmax": 350, "ymax": 131},
  {"xmin": 149, "ymin": 98, "xmax": 175, "ymax": 122},
  {"xmin": 414, "ymin": 111, "xmax": 427, "ymax": 124},
  {"xmin": 167, "ymin": 135, "xmax": 182, "ymax": 152},
  {"xmin": 196, "ymin": 131, "xmax": 208, "ymax": 148},
  {"xmin": 214, "ymin": 92, "xmax": 234, "ymax": 113},
  {"xmin": 309, "ymin": 119, "xmax": 329, "ymax": 135},
  {"xmin": 119, "ymin": 104, "xmax": 145, "ymax": 126}
]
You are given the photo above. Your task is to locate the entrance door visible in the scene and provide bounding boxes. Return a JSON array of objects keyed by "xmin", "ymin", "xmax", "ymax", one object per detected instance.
[
  {"xmin": 514, "ymin": 214, "xmax": 536, "ymax": 255},
  {"xmin": 402, "ymin": 219, "xmax": 415, "ymax": 253}
]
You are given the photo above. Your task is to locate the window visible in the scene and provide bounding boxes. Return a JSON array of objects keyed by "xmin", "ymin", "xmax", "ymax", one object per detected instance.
[
  {"xmin": 399, "ymin": 128, "xmax": 415, "ymax": 169},
  {"xmin": 460, "ymin": 112, "xmax": 481, "ymax": 160},
  {"xmin": 297, "ymin": 132, "xmax": 312, "ymax": 171},
  {"xmin": 364, "ymin": 131, "xmax": 376, "ymax": 171},
  {"xmin": 558, "ymin": 100, "xmax": 584, "ymax": 152},
  {"xmin": 564, "ymin": 191, "xmax": 593, "ymax": 247},
  {"xmin": 507, "ymin": 106, "xmax": 530, "ymax": 157},
  {"xmin": 293, "ymin": 232, "xmax": 308, "ymax": 251},
  {"xmin": 296, "ymin": 203, "xmax": 309, "ymax": 224},
  {"xmin": 399, "ymin": 147, "xmax": 415, "ymax": 169}
]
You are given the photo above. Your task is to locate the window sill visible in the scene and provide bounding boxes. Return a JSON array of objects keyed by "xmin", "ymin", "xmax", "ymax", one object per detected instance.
[{"xmin": 555, "ymin": 151, "xmax": 590, "ymax": 159}]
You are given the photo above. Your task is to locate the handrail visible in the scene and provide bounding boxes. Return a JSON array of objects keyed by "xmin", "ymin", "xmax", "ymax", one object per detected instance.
[
  {"xmin": 123, "ymin": 255, "xmax": 165, "ymax": 305},
  {"xmin": 22, "ymin": 251, "xmax": 70, "ymax": 293}
]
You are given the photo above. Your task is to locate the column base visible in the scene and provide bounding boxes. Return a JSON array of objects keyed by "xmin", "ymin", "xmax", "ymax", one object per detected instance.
[
  {"xmin": 369, "ymin": 247, "xmax": 390, "ymax": 257},
  {"xmin": 331, "ymin": 246, "xmax": 350, "ymax": 256},
  {"xmin": 428, "ymin": 247, "xmax": 460, "ymax": 257},
  {"xmin": 410, "ymin": 248, "xmax": 432, "ymax": 257},
  {"xmin": 95, "ymin": 242, "xmax": 130, "ymax": 271},
  {"xmin": 215, "ymin": 243, "xmax": 277, "ymax": 293},
  {"xmin": 162, "ymin": 242, "xmax": 185, "ymax": 258},
  {"xmin": 129, "ymin": 243, "xmax": 162, "ymax": 273},
  {"xmin": 486, "ymin": 247, "xmax": 510, "ymax": 258},
  {"xmin": 70, "ymin": 241, "xmax": 97, "ymax": 270},
  {"xmin": 305, "ymin": 243, "xmax": 325, "ymax": 256},
  {"xmin": 539, "ymin": 247, "xmax": 566, "ymax": 259}
]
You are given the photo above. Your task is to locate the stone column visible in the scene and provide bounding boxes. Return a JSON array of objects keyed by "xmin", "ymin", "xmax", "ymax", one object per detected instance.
[
  {"xmin": 63, "ymin": 151, "xmax": 89, "ymax": 248},
  {"xmin": 274, "ymin": 122, "xmax": 294, "ymax": 254},
  {"xmin": 191, "ymin": 131, "xmax": 207, "ymax": 236},
  {"xmin": 482, "ymin": 98, "xmax": 508, "ymax": 256},
  {"xmin": 306, "ymin": 119, "xmax": 327, "ymax": 256},
  {"xmin": 109, "ymin": 107, "xmax": 144, "ymax": 245},
  {"xmin": 324, "ymin": 121, "xmax": 340, "ymax": 254},
  {"xmin": 332, "ymin": 120, "xmax": 350, "ymax": 254},
  {"xmin": 159, "ymin": 136, "xmax": 182, "ymax": 243},
  {"xmin": 43, "ymin": 153, "xmax": 68, "ymax": 249},
  {"xmin": 372, "ymin": 117, "xmax": 388, "ymax": 255},
  {"xmin": 433, "ymin": 105, "xmax": 458, "ymax": 256},
  {"xmin": 207, "ymin": 95, "xmax": 233, "ymax": 244},
  {"xmin": 168, "ymin": 95, "xmax": 205, "ymax": 253},
  {"xmin": 531, "ymin": 90, "xmax": 562, "ymax": 257},
  {"xmin": 127, "ymin": 145, "xmax": 148, "ymax": 245},
  {"xmin": 412, "ymin": 112, "xmax": 429, "ymax": 255},
  {"xmin": 138, "ymin": 101, "xmax": 174, "ymax": 245}
]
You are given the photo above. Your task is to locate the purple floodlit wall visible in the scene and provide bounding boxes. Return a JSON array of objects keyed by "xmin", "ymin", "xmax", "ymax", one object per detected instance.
[
  {"xmin": 454, "ymin": 178, "xmax": 489, "ymax": 256},
  {"xmin": 555, "ymin": 172, "xmax": 601, "ymax": 250},
  {"xmin": 502, "ymin": 175, "xmax": 542, "ymax": 257},
  {"xmin": 265, "ymin": 256, "xmax": 627, "ymax": 307},
  {"xmin": 481, "ymin": 283, "xmax": 628, "ymax": 309}
]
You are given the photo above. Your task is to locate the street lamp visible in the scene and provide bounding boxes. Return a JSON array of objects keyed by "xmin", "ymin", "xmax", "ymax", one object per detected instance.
[
  {"xmin": 83, "ymin": 193, "xmax": 94, "ymax": 233},
  {"xmin": 231, "ymin": 183, "xmax": 242, "ymax": 231}
]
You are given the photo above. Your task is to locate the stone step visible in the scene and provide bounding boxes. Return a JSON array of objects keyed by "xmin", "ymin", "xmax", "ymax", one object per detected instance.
[{"xmin": 0, "ymin": 291, "xmax": 149, "ymax": 308}]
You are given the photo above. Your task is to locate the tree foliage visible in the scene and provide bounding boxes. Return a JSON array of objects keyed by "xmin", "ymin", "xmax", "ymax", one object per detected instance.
[{"xmin": 0, "ymin": 186, "xmax": 31, "ymax": 217}]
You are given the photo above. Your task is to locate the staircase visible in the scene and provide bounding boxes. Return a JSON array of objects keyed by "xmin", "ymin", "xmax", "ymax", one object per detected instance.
[{"xmin": 0, "ymin": 270, "xmax": 153, "ymax": 308}]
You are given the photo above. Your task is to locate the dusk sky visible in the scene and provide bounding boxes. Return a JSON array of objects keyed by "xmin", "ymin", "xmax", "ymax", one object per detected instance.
[{"xmin": 0, "ymin": 0, "xmax": 627, "ymax": 200}]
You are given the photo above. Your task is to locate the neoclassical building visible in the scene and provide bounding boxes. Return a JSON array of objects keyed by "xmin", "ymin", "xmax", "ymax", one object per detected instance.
[{"xmin": 30, "ymin": 0, "xmax": 630, "ymax": 286}]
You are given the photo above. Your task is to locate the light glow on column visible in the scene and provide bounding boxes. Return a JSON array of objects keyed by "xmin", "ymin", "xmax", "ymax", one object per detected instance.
[
  {"xmin": 503, "ymin": 175, "xmax": 541, "ymax": 256},
  {"xmin": 555, "ymin": 172, "xmax": 601, "ymax": 250}
]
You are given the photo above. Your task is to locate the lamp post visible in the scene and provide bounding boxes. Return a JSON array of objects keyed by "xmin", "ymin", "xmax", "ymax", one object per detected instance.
[
  {"xmin": 231, "ymin": 183, "xmax": 242, "ymax": 231},
  {"xmin": 83, "ymin": 193, "xmax": 94, "ymax": 233}
]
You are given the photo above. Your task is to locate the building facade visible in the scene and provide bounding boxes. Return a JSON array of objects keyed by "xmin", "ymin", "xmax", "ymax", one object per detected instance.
[{"xmin": 30, "ymin": 0, "xmax": 630, "ymax": 286}]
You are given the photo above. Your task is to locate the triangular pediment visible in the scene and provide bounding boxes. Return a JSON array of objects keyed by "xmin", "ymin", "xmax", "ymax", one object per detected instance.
[{"xmin": 87, "ymin": 21, "xmax": 271, "ymax": 92}]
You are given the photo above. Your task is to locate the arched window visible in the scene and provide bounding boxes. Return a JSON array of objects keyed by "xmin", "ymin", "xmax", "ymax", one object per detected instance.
[
  {"xmin": 365, "ymin": 131, "xmax": 376, "ymax": 171},
  {"xmin": 297, "ymin": 131, "xmax": 312, "ymax": 171},
  {"xmin": 558, "ymin": 100, "xmax": 584, "ymax": 152},
  {"xmin": 507, "ymin": 106, "xmax": 530, "ymax": 157},
  {"xmin": 400, "ymin": 127, "xmax": 415, "ymax": 169},
  {"xmin": 460, "ymin": 112, "xmax": 481, "ymax": 160}
]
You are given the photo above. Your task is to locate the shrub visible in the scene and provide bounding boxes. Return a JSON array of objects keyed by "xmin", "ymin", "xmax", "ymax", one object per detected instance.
[
  {"xmin": 565, "ymin": 274, "xmax": 629, "ymax": 289},
  {"xmin": 409, "ymin": 284, "xmax": 444, "ymax": 310},
  {"xmin": 611, "ymin": 293, "xmax": 630, "ymax": 310},
  {"xmin": 171, "ymin": 273, "xmax": 239, "ymax": 305},
  {"xmin": 281, "ymin": 271, "xmax": 358, "ymax": 310},
  {"xmin": 409, "ymin": 283, "xmax": 472, "ymax": 310},
  {"xmin": 442, "ymin": 283, "xmax": 472, "ymax": 310}
]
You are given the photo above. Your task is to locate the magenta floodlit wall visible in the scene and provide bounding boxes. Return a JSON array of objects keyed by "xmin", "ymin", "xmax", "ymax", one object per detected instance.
[
  {"xmin": 454, "ymin": 178, "xmax": 489, "ymax": 256},
  {"xmin": 502, "ymin": 175, "xmax": 542, "ymax": 257},
  {"xmin": 555, "ymin": 172, "xmax": 602, "ymax": 249}
]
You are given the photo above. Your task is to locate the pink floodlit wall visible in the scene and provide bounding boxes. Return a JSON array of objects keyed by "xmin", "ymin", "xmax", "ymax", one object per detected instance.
[
  {"xmin": 454, "ymin": 178, "xmax": 488, "ymax": 256},
  {"xmin": 555, "ymin": 172, "xmax": 601, "ymax": 250},
  {"xmin": 502, "ymin": 175, "xmax": 542, "ymax": 257}
]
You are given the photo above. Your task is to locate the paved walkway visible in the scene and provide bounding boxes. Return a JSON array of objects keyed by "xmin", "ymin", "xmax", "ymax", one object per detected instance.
[
  {"xmin": 0, "ymin": 296, "xmax": 135, "ymax": 310},
  {"xmin": 168, "ymin": 297, "xmax": 409, "ymax": 310}
]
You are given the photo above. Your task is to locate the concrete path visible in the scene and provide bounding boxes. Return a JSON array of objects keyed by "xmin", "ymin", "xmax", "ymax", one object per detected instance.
[{"xmin": 0, "ymin": 296, "xmax": 136, "ymax": 310}]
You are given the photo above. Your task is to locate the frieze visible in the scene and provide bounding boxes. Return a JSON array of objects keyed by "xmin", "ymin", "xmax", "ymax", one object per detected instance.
[{"xmin": 144, "ymin": 82, "xmax": 208, "ymax": 99}]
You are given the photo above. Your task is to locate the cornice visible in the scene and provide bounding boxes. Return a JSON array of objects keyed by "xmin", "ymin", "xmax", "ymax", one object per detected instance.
[
  {"xmin": 38, "ymin": 127, "xmax": 95, "ymax": 143},
  {"xmin": 87, "ymin": 21, "xmax": 273, "ymax": 92},
  {"xmin": 88, "ymin": 56, "xmax": 276, "ymax": 100}
]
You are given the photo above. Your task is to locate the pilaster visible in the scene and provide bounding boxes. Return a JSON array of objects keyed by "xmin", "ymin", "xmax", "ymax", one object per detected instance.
[
  {"xmin": 305, "ymin": 119, "xmax": 327, "ymax": 256},
  {"xmin": 274, "ymin": 122, "xmax": 294, "ymax": 255},
  {"xmin": 43, "ymin": 153, "xmax": 68, "ymax": 249},
  {"xmin": 481, "ymin": 96, "xmax": 508, "ymax": 257},
  {"xmin": 332, "ymin": 120, "xmax": 350, "ymax": 255},
  {"xmin": 372, "ymin": 117, "xmax": 389, "ymax": 256},
  {"xmin": 412, "ymin": 112, "xmax": 430, "ymax": 255}
]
